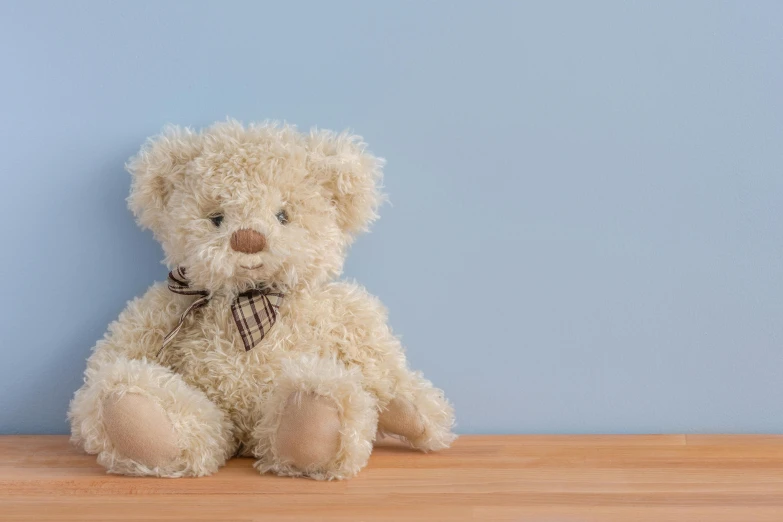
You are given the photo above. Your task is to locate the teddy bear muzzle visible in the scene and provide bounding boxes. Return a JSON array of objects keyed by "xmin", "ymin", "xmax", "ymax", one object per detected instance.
[{"xmin": 230, "ymin": 228, "xmax": 267, "ymax": 254}]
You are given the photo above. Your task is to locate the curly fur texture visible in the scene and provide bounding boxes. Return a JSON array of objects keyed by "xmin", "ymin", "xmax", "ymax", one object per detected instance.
[
  {"xmin": 252, "ymin": 355, "xmax": 377, "ymax": 480},
  {"xmin": 69, "ymin": 356, "xmax": 234, "ymax": 477},
  {"xmin": 69, "ymin": 121, "xmax": 456, "ymax": 480}
]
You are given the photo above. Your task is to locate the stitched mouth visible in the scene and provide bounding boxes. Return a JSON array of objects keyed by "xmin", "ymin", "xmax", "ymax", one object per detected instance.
[{"xmin": 240, "ymin": 263, "xmax": 264, "ymax": 270}]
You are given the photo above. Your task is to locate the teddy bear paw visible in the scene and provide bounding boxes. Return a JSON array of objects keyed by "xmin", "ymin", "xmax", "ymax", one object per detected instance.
[
  {"xmin": 102, "ymin": 392, "xmax": 181, "ymax": 468},
  {"xmin": 275, "ymin": 391, "xmax": 341, "ymax": 471},
  {"xmin": 378, "ymin": 397, "xmax": 426, "ymax": 442}
]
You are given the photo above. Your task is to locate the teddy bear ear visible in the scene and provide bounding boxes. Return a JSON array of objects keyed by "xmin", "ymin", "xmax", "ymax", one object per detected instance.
[
  {"xmin": 306, "ymin": 130, "xmax": 385, "ymax": 235},
  {"xmin": 126, "ymin": 125, "xmax": 203, "ymax": 233}
]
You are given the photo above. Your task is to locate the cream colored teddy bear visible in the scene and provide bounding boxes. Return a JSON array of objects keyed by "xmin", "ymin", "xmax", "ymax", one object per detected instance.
[{"xmin": 68, "ymin": 121, "xmax": 455, "ymax": 480}]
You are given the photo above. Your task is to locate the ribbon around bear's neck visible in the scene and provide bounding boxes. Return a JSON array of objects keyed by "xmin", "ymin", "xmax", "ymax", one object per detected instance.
[{"xmin": 157, "ymin": 267, "xmax": 284, "ymax": 357}]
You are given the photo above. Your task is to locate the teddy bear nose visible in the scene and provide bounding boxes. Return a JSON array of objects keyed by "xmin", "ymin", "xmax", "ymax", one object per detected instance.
[{"xmin": 230, "ymin": 229, "xmax": 267, "ymax": 254}]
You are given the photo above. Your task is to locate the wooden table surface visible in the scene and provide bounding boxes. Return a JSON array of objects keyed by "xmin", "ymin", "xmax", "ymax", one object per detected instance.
[{"xmin": 2, "ymin": 434, "xmax": 783, "ymax": 521}]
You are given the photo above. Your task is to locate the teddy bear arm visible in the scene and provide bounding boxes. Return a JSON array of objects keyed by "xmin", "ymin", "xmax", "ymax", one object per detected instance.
[
  {"xmin": 330, "ymin": 285, "xmax": 457, "ymax": 452},
  {"xmin": 85, "ymin": 282, "xmax": 190, "ymax": 371},
  {"xmin": 361, "ymin": 325, "xmax": 457, "ymax": 452},
  {"xmin": 69, "ymin": 284, "xmax": 236, "ymax": 477}
]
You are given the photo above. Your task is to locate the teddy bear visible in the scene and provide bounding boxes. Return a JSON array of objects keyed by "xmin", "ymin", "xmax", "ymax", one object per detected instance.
[{"xmin": 68, "ymin": 121, "xmax": 456, "ymax": 480}]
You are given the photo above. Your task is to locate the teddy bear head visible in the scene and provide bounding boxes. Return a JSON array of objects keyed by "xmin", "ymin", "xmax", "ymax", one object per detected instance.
[{"xmin": 127, "ymin": 121, "xmax": 383, "ymax": 294}]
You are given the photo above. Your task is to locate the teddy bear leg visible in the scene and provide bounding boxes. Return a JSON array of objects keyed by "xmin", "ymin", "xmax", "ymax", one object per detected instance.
[
  {"xmin": 69, "ymin": 356, "xmax": 235, "ymax": 477},
  {"xmin": 251, "ymin": 355, "xmax": 377, "ymax": 480},
  {"xmin": 378, "ymin": 370, "xmax": 457, "ymax": 452}
]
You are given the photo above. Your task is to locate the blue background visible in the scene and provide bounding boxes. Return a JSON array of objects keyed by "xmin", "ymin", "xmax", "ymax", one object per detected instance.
[{"xmin": 1, "ymin": 1, "xmax": 781, "ymax": 434}]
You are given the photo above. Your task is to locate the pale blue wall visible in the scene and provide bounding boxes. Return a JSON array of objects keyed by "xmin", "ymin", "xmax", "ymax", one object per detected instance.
[{"xmin": 1, "ymin": 1, "xmax": 781, "ymax": 434}]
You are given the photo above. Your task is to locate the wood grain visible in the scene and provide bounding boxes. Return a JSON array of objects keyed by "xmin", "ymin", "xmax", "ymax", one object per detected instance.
[{"xmin": 2, "ymin": 435, "xmax": 783, "ymax": 520}]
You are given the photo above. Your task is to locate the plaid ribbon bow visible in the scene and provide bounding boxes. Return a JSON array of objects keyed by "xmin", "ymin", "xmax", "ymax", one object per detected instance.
[{"xmin": 157, "ymin": 267, "xmax": 284, "ymax": 356}]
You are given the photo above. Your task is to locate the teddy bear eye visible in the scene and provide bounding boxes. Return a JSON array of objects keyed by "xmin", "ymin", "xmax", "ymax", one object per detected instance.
[
  {"xmin": 275, "ymin": 210, "xmax": 289, "ymax": 225},
  {"xmin": 208, "ymin": 214, "xmax": 224, "ymax": 227}
]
